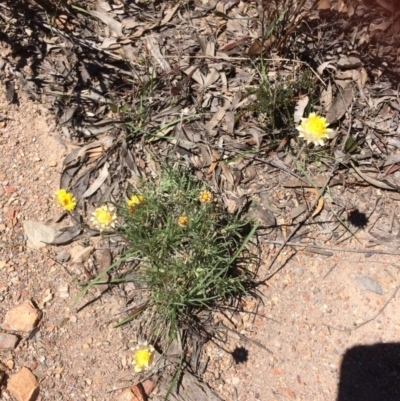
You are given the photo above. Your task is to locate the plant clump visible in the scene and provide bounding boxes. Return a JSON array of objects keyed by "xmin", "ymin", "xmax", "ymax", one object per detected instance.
[{"xmin": 115, "ymin": 165, "xmax": 256, "ymax": 343}]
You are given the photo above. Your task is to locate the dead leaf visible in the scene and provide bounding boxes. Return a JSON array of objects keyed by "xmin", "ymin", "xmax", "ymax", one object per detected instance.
[
  {"xmin": 146, "ymin": 35, "xmax": 170, "ymax": 71},
  {"xmin": 294, "ymin": 96, "xmax": 309, "ymax": 124},
  {"xmin": 326, "ymin": 84, "xmax": 353, "ymax": 123},
  {"xmin": 81, "ymin": 162, "xmax": 109, "ymax": 198},
  {"xmin": 44, "ymin": 224, "xmax": 82, "ymax": 245},
  {"xmin": 305, "ymin": 188, "xmax": 324, "ymax": 217},
  {"xmin": 195, "ymin": 33, "xmax": 215, "ymax": 57},
  {"xmin": 318, "ymin": 0, "xmax": 331, "ymax": 9},
  {"xmin": 351, "ymin": 161, "xmax": 400, "ymax": 191},
  {"xmin": 205, "ymin": 99, "xmax": 231, "ymax": 133},
  {"xmin": 87, "ymin": 3, "xmax": 123, "ymax": 37},
  {"xmin": 320, "ymin": 81, "xmax": 332, "ymax": 111},
  {"xmin": 317, "ymin": 61, "xmax": 335, "ymax": 75},
  {"xmin": 207, "ymin": 150, "xmax": 220, "ymax": 175},
  {"xmin": 220, "ymin": 162, "xmax": 235, "ymax": 185}
]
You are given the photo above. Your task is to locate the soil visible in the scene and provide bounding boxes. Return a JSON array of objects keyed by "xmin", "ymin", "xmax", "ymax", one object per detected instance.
[{"xmin": 2, "ymin": 21, "xmax": 400, "ymax": 401}]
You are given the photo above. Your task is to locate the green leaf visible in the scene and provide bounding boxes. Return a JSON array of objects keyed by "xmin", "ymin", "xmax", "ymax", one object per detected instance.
[
  {"xmin": 120, "ymin": 104, "xmax": 130, "ymax": 113},
  {"xmin": 109, "ymin": 103, "xmax": 118, "ymax": 113},
  {"xmin": 345, "ymin": 137, "xmax": 358, "ymax": 153}
]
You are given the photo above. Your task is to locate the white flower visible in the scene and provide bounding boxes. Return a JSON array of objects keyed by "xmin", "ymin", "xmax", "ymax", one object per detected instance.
[
  {"xmin": 296, "ymin": 112, "xmax": 333, "ymax": 146},
  {"xmin": 91, "ymin": 204, "xmax": 117, "ymax": 232}
]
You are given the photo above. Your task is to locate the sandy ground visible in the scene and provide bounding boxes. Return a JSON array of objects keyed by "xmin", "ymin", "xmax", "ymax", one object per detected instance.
[{"xmin": 1, "ymin": 82, "xmax": 400, "ymax": 401}]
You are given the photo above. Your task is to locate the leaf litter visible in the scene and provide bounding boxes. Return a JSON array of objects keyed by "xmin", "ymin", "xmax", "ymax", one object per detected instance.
[{"xmin": 3, "ymin": 0, "xmax": 400, "ymax": 398}]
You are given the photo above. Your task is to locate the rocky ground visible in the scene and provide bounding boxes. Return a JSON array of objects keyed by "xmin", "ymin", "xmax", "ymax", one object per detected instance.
[
  {"xmin": 2, "ymin": 0, "xmax": 400, "ymax": 400},
  {"xmin": 2, "ymin": 71, "xmax": 400, "ymax": 401}
]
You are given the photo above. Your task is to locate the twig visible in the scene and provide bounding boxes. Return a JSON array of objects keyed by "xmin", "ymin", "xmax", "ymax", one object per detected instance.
[
  {"xmin": 354, "ymin": 285, "xmax": 400, "ymax": 330},
  {"xmin": 323, "ymin": 263, "xmax": 338, "ymax": 279},
  {"xmin": 215, "ymin": 323, "xmax": 273, "ymax": 354},
  {"xmin": 260, "ymin": 239, "xmax": 400, "ymax": 256}
]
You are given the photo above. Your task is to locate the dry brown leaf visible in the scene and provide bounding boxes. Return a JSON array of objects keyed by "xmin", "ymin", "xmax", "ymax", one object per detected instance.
[
  {"xmin": 305, "ymin": 188, "xmax": 324, "ymax": 217},
  {"xmin": 146, "ymin": 35, "xmax": 170, "ymax": 71},
  {"xmin": 317, "ymin": 61, "xmax": 335, "ymax": 75},
  {"xmin": 326, "ymin": 84, "xmax": 353, "ymax": 124},
  {"xmin": 294, "ymin": 96, "xmax": 309, "ymax": 124},
  {"xmin": 88, "ymin": 3, "xmax": 123, "ymax": 37},
  {"xmin": 160, "ymin": 3, "xmax": 180, "ymax": 25},
  {"xmin": 207, "ymin": 150, "xmax": 220, "ymax": 175},
  {"xmin": 320, "ymin": 81, "xmax": 333, "ymax": 112},
  {"xmin": 220, "ymin": 162, "xmax": 235, "ymax": 186},
  {"xmin": 375, "ymin": 0, "xmax": 394, "ymax": 12},
  {"xmin": 82, "ymin": 162, "xmax": 109, "ymax": 198},
  {"xmin": 205, "ymin": 99, "xmax": 231, "ymax": 133},
  {"xmin": 350, "ymin": 162, "xmax": 399, "ymax": 191},
  {"xmin": 318, "ymin": 0, "xmax": 331, "ymax": 10}
]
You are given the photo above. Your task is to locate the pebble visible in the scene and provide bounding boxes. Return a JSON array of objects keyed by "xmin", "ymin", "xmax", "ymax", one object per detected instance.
[
  {"xmin": 0, "ymin": 333, "xmax": 19, "ymax": 350},
  {"xmin": 56, "ymin": 250, "xmax": 71, "ymax": 263},
  {"xmin": 23, "ymin": 220, "xmax": 62, "ymax": 249},
  {"xmin": 3, "ymin": 300, "xmax": 41, "ymax": 332},
  {"xmin": 70, "ymin": 245, "xmax": 94, "ymax": 264},
  {"xmin": 49, "ymin": 160, "xmax": 57, "ymax": 167},
  {"xmin": 7, "ymin": 367, "xmax": 39, "ymax": 401}
]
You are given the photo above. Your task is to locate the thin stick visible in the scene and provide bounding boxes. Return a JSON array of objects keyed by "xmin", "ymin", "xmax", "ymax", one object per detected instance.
[
  {"xmin": 354, "ymin": 285, "xmax": 400, "ymax": 330},
  {"xmin": 261, "ymin": 239, "xmax": 400, "ymax": 256}
]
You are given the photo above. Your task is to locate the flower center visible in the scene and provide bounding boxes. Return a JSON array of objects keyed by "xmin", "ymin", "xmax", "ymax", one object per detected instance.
[
  {"xmin": 307, "ymin": 117, "xmax": 325, "ymax": 135},
  {"xmin": 96, "ymin": 210, "xmax": 112, "ymax": 224},
  {"xmin": 135, "ymin": 350, "xmax": 151, "ymax": 367}
]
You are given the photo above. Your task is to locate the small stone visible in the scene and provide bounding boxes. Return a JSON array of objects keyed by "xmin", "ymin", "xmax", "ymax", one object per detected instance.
[
  {"xmin": 57, "ymin": 284, "xmax": 69, "ymax": 299},
  {"xmin": 49, "ymin": 160, "xmax": 57, "ymax": 167},
  {"xmin": 116, "ymin": 388, "xmax": 135, "ymax": 401},
  {"xmin": 23, "ymin": 221, "xmax": 63, "ymax": 249},
  {"xmin": 0, "ymin": 333, "xmax": 19, "ymax": 350},
  {"xmin": 6, "ymin": 209, "xmax": 15, "ymax": 219},
  {"xmin": 85, "ymin": 378, "xmax": 92, "ymax": 386},
  {"xmin": 0, "ymin": 260, "xmax": 6, "ymax": 269},
  {"xmin": 231, "ymin": 376, "xmax": 240, "ymax": 385},
  {"xmin": 70, "ymin": 245, "xmax": 94, "ymax": 264},
  {"xmin": 5, "ymin": 186, "xmax": 17, "ymax": 194},
  {"xmin": 138, "ymin": 380, "xmax": 156, "ymax": 399},
  {"xmin": 7, "ymin": 367, "xmax": 39, "ymax": 401},
  {"xmin": 3, "ymin": 300, "xmax": 41, "ymax": 332},
  {"xmin": 56, "ymin": 250, "xmax": 71, "ymax": 263},
  {"xmin": 354, "ymin": 276, "xmax": 383, "ymax": 295}
]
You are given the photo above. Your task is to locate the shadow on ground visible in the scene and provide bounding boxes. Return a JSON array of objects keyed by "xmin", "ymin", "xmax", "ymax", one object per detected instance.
[{"xmin": 337, "ymin": 343, "xmax": 400, "ymax": 401}]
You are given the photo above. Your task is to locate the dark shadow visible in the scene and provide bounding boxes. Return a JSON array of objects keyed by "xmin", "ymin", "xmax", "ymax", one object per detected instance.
[
  {"xmin": 231, "ymin": 346, "xmax": 249, "ymax": 364},
  {"xmin": 347, "ymin": 209, "xmax": 368, "ymax": 228},
  {"xmin": 337, "ymin": 343, "xmax": 400, "ymax": 401}
]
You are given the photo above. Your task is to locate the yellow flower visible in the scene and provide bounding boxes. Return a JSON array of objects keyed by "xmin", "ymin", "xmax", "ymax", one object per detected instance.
[
  {"xmin": 296, "ymin": 112, "xmax": 333, "ymax": 146},
  {"xmin": 199, "ymin": 190, "xmax": 212, "ymax": 204},
  {"xmin": 127, "ymin": 194, "xmax": 145, "ymax": 213},
  {"xmin": 91, "ymin": 204, "xmax": 117, "ymax": 232},
  {"xmin": 127, "ymin": 195, "xmax": 145, "ymax": 207},
  {"xmin": 132, "ymin": 342, "xmax": 155, "ymax": 373},
  {"xmin": 55, "ymin": 189, "xmax": 76, "ymax": 212},
  {"xmin": 178, "ymin": 216, "xmax": 188, "ymax": 227}
]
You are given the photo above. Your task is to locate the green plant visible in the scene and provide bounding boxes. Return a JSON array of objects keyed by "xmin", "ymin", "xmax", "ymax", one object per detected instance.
[
  {"xmin": 116, "ymin": 165, "xmax": 256, "ymax": 339},
  {"xmin": 73, "ymin": 164, "xmax": 257, "ymax": 364},
  {"xmin": 250, "ymin": 66, "xmax": 315, "ymax": 134}
]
